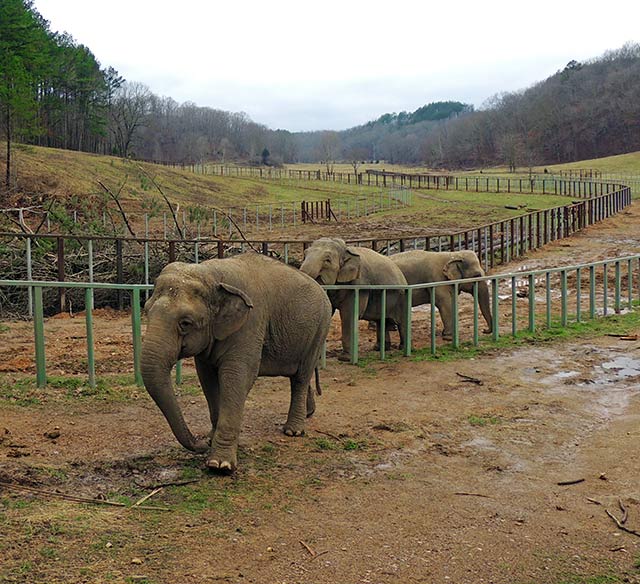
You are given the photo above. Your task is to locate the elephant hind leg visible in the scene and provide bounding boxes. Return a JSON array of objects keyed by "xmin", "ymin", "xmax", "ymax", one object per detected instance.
[
  {"xmin": 284, "ymin": 375, "xmax": 311, "ymax": 436},
  {"xmin": 306, "ymin": 384, "xmax": 316, "ymax": 418}
]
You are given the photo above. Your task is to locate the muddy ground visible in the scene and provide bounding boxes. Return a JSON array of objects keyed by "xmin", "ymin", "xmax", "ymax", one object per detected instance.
[{"xmin": 1, "ymin": 205, "xmax": 640, "ymax": 583}]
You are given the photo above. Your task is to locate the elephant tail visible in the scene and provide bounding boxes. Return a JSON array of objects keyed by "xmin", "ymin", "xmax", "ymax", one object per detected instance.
[{"xmin": 314, "ymin": 366, "xmax": 322, "ymax": 396}]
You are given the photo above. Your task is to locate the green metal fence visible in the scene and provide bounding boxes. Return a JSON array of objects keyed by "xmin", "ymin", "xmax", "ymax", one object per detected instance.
[{"xmin": 1, "ymin": 252, "xmax": 638, "ymax": 386}]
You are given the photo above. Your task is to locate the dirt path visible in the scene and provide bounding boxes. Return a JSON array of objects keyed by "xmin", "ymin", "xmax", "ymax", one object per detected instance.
[{"xmin": 1, "ymin": 204, "xmax": 640, "ymax": 583}]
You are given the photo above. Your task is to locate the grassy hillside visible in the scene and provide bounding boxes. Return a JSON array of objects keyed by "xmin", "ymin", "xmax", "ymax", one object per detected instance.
[
  {"xmin": 540, "ymin": 151, "xmax": 640, "ymax": 175},
  {"xmin": 4, "ymin": 145, "xmax": 376, "ymax": 211}
]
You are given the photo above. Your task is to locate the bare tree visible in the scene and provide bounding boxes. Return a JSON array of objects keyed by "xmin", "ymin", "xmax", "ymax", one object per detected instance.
[
  {"xmin": 345, "ymin": 145, "xmax": 369, "ymax": 177},
  {"xmin": 317, "ymin": 131, "xmax": 341, "ymax": 175},
  {"xmin": 110, "ymin": 81, "xmax": 152, "ymax": 158}
]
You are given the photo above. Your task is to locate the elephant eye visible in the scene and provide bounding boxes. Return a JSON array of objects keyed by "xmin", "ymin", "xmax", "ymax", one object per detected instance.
[{"xmin": 178, "ymin": 317, "xmax": 194, "ymax": 334}]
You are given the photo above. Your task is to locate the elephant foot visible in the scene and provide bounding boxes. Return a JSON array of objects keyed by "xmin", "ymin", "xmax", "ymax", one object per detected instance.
[
  {"xmin": 337, "ymin": 352, "xmax": 352, "ymax": 362},
  {"xmin": 283, "ymin": 425, "xmax": 305, "ymax": 437},
  {"xmin": 373, "ymin": 341, "xmax": 392, "ymax": 351},
  {"xmin": 206, "ymin": 446, "xmax": 237, "ymax": 473},
  {"xmin": 482, "ymin": 327, "xmax": 492, "ymax": 334},
  {"xmin": 442, "ymin": 332, "xmax": 453, "ymax": 341}
]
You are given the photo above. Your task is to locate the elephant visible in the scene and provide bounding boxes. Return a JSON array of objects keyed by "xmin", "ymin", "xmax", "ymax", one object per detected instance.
[
  {"xmin": 299, "ymin": 237, "xmax": 408, "ymax": 361},
  {"xmin": 390, "ymin": 250, "xmax": 493, "ymax": 340},
  {"xmin": 141, "ymin": 252, "xmax": 332, "ymax": 472}
]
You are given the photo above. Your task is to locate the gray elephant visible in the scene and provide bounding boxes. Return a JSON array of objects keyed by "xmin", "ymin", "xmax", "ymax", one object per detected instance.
[
  {"xmin": 141, "ymin": 253, "xmax": 332, "ymax": 472},
  {"xmin": 391, "ymin": 250, "xmax": 493, "ymax": 340},
  {"xmin": 300, "ymin": 237, "xmax": 407, "ymax": 361}
]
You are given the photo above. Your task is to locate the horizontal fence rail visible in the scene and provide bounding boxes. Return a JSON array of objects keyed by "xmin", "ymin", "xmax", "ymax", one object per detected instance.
[
  {"xmin": 1, "ymin": 252, "xmax": 639, "ymax": 385},
  {"xmin": 0, "ymin": 183, "xmax": 631, "ymax": 317}
]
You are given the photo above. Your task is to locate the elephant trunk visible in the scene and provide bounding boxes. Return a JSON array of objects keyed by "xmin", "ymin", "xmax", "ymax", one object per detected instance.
[
  {"xmin": 141, "ymin": 333, "xmax": 207, "ymax": 453},
  {"xmin": 300, "ymin": 256, "xmax": 322, "ymax": 281},
  {"xmin": 478, "ymin": 281, "xmax": 493, "ymax": 333}
]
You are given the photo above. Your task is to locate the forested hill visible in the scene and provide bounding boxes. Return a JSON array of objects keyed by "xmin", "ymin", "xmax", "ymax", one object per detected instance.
[{"xmin": 293, "ymin": 101, "xmax": 473, "ymax": 163}]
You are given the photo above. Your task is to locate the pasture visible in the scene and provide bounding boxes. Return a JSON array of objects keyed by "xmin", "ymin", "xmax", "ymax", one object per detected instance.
[{"xmin": 1, "ymin": 151, "xmax": 640, "ymax": 584}]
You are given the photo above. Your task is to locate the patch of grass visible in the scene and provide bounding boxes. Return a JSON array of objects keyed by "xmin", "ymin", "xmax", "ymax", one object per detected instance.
[
  {"xmin": 0, "ymin": 373, "xmax": 147, "ymax": 405},
  {"xmin": 40, "ymin": 467, "xmax": 69, "ymax": 481},
  {"xmin": 343, "ymin": 438, "xmax": 367, "ymax": 451},
  {"xmin": 313, "ymin": 437, "xmax": 338, "ymax": 451},
  {"xmin": 39, "ymin": 546, "xmax": 58, "ymax": 559},
  {"xmin": 168, "ymin": 482, "xmax": 235, "ymax": 515},
  {"xmin": 0, "ymin": 323, "xmax": 9, "ymax": 333},
  {"xmin": 468, "ymin": 415, "xmax": 501, "ymax": 427},
  {"xmin": 261, "ymin": 443, "xmax": 276, "ymax": 455}
]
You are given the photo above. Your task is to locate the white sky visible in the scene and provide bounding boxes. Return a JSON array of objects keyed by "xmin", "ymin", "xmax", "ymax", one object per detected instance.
[{"xmin": 33, "ymin": 0, "xmax": 640, "ymax": 132}]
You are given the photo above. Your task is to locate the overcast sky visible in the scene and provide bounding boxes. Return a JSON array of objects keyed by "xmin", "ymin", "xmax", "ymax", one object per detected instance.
[{"xmin": 33, "ymin": 0, "xmax": 640, "ymax": 132}]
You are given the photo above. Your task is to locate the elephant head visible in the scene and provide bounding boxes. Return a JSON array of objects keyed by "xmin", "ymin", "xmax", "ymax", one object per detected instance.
[
  {"xmin": 443, "ymin": 251, "xmax": 485, "ymax": 281},
  {"xmin": 141, "ymin": 262, "xmax": 253, "ymax": 452},
  {"xmin": 300, "ymin": 238, "xmax": 361, "ymax": 285},
  {"xmin": 443, "ymin": 251, "xmax": 492, "ymax": 333}
]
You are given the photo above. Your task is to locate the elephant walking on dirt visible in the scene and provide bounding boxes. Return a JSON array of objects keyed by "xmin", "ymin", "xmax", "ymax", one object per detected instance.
[
  {"xmin": 391, "ymin": 250, "xmax": 493, "ymax": 340},
  {"xmin": 300, "ymin": 237, "xmax": 408, "ymax": 361},
  {"xmin": 141, "ymin": 253, "xmax": 332, "ymax": 472}
]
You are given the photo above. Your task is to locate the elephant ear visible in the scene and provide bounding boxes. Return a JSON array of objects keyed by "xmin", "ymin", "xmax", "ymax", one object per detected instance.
[
  {"xmin": 443, "ymin": 258, "xmax": 464, "ymax": 281},
  {"xmin": 337, "ymin": 248, "xmax": 361, "ymax": 283},
  {"xmin": 213, "ymin": 282, "xmax": 254, "ymax": 340}
]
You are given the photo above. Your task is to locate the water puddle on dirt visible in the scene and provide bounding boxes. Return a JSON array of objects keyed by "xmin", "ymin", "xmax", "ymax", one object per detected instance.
[
  {"xmin": 536, "ymin": 347, "xmax": 640, "ymax": 419},
  {"xmin": 598, "ymin": 355, "xmax": 640, "ymax": 381}
]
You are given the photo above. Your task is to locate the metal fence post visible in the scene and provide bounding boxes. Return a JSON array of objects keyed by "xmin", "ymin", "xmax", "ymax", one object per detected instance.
[
  {"xmin": 85, "ymin": 288, "xmax": 96, "ymax": 389},
  {"xmin": 350, "ymin": 290, "xmax": 360, "ymax": 364},
  {"xmin": 132, "ymin": 288, "xmax": 143, "ymax": 387},
  {"xmin": 34, "ymin": 286, "xmax": 46, "ymax": 387}
]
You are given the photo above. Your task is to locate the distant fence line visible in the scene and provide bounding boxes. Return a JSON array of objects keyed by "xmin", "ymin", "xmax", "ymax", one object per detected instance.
[
  {"xmin": 0, "ymin": 183, "xmax": 631, "ymax": 317},
  {"xmin": 141, "ymin": 161, "xmax": 640, "ymax": 196},
  {"xmin": 556, "ymin": 170, "xmax": 640, "ymax": 196},
  {"xmin": 2, "ymin": 250, "xmax": 639, "ymax": 385}
]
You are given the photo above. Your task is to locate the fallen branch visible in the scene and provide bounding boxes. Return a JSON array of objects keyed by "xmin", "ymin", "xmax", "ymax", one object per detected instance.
[
  {"xmin": 299, "ymin": 540, "xmax": 317, "ymax": 557},
  {"xmin": 138, "ymin": 478, "xmax": 201, "ymax": 489},
  {"xmin": 97, "ymin": 178, "xmax": 137, "ymax": 238},
  {"xmin": 0, "ymin": 481, "xmax": 125, "ymax": 507},
  {"xmin": 456, "ymin": 372, "xmax": 483, "ymax": 386},
  {"xmin": 618, "ymin": 499, "xmax": 628, "ymax": 525},
  {"xmin": 605, "ymin": 509, "xmax": 640, "ymax": 538},
  {"xmin": 454, "ymin": 492, "xmax": 492, "ymax": 498},
  {"xmin": 314, "ymin": 430, "xmax": 344, "ymax": 442},
  {"xmin": 135, "ymin": 165, "xmax": 183, "ymax": 239},
  {"xmin": 134, "ymin": 487, "xmax": 163, "ymax": 507},
  {"xmin": 557, "ymin": 478, "xmax": 585, "ymax": 486},
  {"xmin": 0, "ymin": 480, "xmax": 169, "ymax": 511}
]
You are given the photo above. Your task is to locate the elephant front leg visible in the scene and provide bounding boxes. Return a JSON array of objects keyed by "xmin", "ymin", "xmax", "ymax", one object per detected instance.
[
  {"xmin": 435, "ymin": 287, "xmax": 454, "ymax": 341},
  {"xmin": 206, "ymin": 361, "xmax": 256, "ymax": 472},
  {"xmin": 195, "ymin": 356, "xmax": 219, "ymax": 442},
  {"xmin": 337, "ymin": 292, "xmax": 369, "ymax": 361},
  {"xmin": 338, "ymin": 306, "xmax": 353, "ymax": 361}
]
